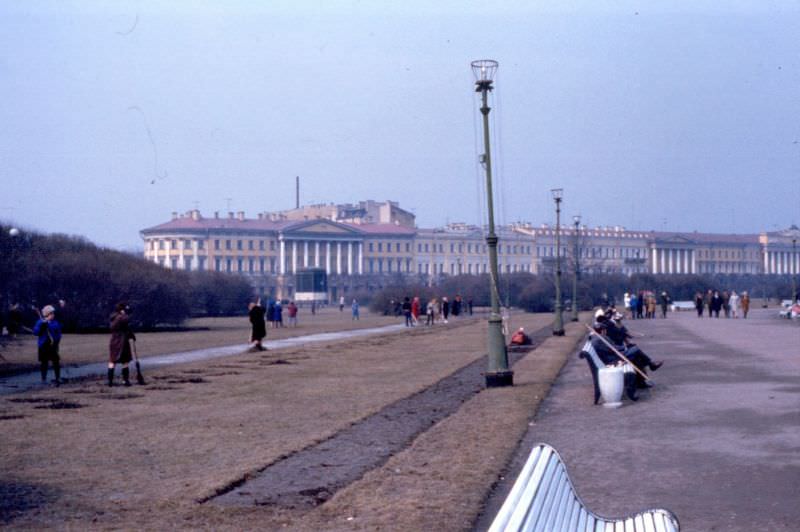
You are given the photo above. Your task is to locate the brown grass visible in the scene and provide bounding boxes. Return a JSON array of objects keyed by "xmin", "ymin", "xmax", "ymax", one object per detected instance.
[{"xmin": 0, "ymin": 312, "xmax": 584, "ymax": 530}]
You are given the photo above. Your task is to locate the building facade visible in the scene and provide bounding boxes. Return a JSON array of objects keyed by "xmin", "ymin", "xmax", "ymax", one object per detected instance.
[{"xmin": 141, "ymin": 202, "xmax": 800, "ymax": 299}]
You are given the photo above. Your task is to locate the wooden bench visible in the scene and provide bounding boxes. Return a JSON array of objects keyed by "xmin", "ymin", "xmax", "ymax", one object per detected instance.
[
  {"xmin": 489, "ymin": 443, "xmax": 681, "ymax": 531},
  {"xmin": 579, "ymin": 340, "xmax": 638, "ymax": 405}
]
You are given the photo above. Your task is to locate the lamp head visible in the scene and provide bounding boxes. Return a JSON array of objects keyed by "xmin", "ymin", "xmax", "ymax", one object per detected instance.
[
  {"xmin": 573, "ymin": 215, "xmax": 581, "ymax": 225},
  {"xmin": 471, "ymin": 59, "xmax": 498, "ymax": 83},
  {"xmin": 551, "ymin": 188, "xmax": 563, "ymax": 201}
]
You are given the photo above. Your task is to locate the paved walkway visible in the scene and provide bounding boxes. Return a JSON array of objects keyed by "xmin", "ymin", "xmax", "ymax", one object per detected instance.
[
  {"xmin": 0, "ymin": 323, "xmax": 405, "ymax": 396},
  {"xmin": 505, "ymin": 309, "xmax": 799, "ymax": 530}
]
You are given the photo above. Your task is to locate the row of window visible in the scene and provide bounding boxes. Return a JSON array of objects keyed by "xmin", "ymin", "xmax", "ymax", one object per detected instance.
[{"xmin": 416, "ymin": 242, "xmax": 531, "ymax": 255}]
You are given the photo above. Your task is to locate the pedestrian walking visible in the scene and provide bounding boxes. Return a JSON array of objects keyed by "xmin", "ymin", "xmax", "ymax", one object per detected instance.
[
  {"xmin": 266, "ymin": 299, "xmax": 276, "ymax": 328},
  {"xmin": 351, "ymin": 299, "xmax": 360, "ymax": 320},
  {"xmin": 659, "ymin": 291, "xmax": 670, "ymax": 319},
  {"xmin": 729, "ymin": 291, "xmax": 740, "ymax": 318},
  {"xmin": 108, "ymin": 302, "xmax": 136, "ymax": 387},
  {"xmin": 402, "ymin": 297, "xmax": 412, "ymax": 327},
  {"xmin": 287, "ymin": 301, "xmax": 298, "ymax": 327},
  {"xmin": 741, "ymin": 291, "xmax": 751, "ymax": 318},
  {"xmin": 722, "ymin": 290, "xmax": 731, "ymax": 318},
  {"xmin": 248, "ymin": 299, "xmax": 266, "ymax": 351},
  {"xmin": 441, "ymin": 296, "xmax": 450, "ymax": 323},
  {"xmin": 33, "ymin": 305, "xmax": 62, "ymax": 385},
  {"xmin": 411, "ymin": 296, "xmax": 420, "ymax": 325},
  {"xmin": 426, "ymin": 298, "xmax": 435, "ymax": 326},
  {"xmin": 711, "ymin": 290, "xmax": 723, "ymax": 318},
  {"xmin": 694, "ymin": 292, "xmax": 704, "ymax": 318},
  {"xmin": 339, "ymin": 295, "xmax": 345, "ymax": 312},
  {"xmin": 274, "ymin": 300, "xmax": 283, "ymax": 327}
]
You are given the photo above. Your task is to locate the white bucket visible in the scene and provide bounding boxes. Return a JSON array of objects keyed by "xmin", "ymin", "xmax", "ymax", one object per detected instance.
[{"xmin": 598, "ymin": 366, "xmax": 624, "ymax": 408}]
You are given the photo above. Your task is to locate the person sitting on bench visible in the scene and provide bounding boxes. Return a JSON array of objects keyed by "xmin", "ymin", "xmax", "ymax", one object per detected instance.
[
  {"xmin": 510, "ymin": 327, "xmax": 532, "ymax": 346},
  {"xmin": 599, "ymin": 310, "xmax": 663, "ymax": 388}
]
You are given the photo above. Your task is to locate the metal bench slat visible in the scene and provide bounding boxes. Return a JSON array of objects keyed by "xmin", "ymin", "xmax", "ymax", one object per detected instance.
[{"xmin": 488, "ymin": 444, "xmax": 680, "ymax": 532}]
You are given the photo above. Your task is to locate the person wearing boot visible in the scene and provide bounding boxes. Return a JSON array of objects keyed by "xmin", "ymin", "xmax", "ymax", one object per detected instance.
[
  {"xmin": 33, "ymin": 305, "xmax": 62, "ymax": 385},
  {"xmin": 599, "ymin": 310, "xmax": 663, "ymax": 388},
  {"xmin": 108, "ymin": 302, "xmax": 136, "ymax": 386}
]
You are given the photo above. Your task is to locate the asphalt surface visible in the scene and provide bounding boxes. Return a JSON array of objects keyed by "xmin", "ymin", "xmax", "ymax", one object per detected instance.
[{"xmin": 491, "ymin": 309, "xmax": 799, "ymax": 531}]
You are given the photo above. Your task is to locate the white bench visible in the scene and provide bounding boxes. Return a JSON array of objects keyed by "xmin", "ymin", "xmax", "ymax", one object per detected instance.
[
  {"xmin": 489, "ymin": 443, "xmax": 680, "ymax": 532},
  {"xmin": 669, "ymin": 301, "xmax": 695, "ymax": 312}
]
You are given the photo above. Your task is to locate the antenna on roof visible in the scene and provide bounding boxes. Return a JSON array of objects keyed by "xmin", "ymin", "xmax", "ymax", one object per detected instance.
[{"xmin": 296, "ymin": 176, "xmax": 300, "ymax": 209}]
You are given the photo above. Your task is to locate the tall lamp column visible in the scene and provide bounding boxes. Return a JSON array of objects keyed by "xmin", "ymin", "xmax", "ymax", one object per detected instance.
[
  {"xmin": 571, "ymin": 215, "xmax": 581, "ymax": 322},
  {"xmin": 472, "ymin": 59, "xmax": 512, "ymax": 388},
  {"xmin": 552, "ymin": 189, "xmax": 565, "ymax": 336},
  {"xmin": 793, "ymin": 237, "xmax": 797, "ymax": 304}
]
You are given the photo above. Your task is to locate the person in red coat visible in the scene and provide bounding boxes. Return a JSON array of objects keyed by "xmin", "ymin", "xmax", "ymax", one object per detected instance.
[{"xmin": 411, "ymin": 296, "xmax": 421, "ymax": 325}]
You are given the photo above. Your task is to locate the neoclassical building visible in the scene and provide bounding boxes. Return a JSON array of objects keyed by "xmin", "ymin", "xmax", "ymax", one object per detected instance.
[{"xmin": 141, "ymin": 201, "xmax": 799, "ymax": 300}]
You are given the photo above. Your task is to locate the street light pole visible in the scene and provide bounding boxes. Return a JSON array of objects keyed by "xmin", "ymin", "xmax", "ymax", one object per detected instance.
[
  {"xmin": 793, "ymin": 238, "xmax": 797, "ymax": 304},
  {"xmin": 472, "ymin": 59, "xmax": 512, "ymax": 388},
  {"xmin": 552, "ymin": 189, "xmax": 564, "ymax": 336},
  {"xmin": 571, "ymin": 215, "xmax": 581, "ymax": 322}
]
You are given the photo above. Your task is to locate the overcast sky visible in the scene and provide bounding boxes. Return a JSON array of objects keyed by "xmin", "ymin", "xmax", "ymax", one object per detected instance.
[{"xmin": 2, "ymin": 1, "xmax": 798, "ymax": 250}]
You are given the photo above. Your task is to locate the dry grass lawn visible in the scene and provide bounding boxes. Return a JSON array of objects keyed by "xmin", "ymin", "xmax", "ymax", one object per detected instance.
[{"xmin": 1, "ymin": 311, "xmax": 585, "ymax": 531}]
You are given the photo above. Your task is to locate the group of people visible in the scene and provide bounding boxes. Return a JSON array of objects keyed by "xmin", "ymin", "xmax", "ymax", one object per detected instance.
[
  {"xmin": 623, "ymin": 291, "xmax": 671, "ymax": 320},
  {"xmin": 694, "ymin": 290, "xmax": 750, "ymax": 319},
  {"xmin": 19, "ymin": 300, "xmax": 141, "ymax": 387},
  {"xmin": 590, "ymin": 306, "xmax": 664, "ymax": 394},
  {"xmin": 397, "ymin": 294, "xmax": 472, "ymax": 327}
]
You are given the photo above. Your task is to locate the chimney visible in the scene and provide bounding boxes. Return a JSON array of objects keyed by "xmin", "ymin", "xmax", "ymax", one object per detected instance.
[
  {"xmin": 171, "ymin": 211, "xmax": 178, "ymax": 220},
  {"xmin": 214, "ymin": 211, "xmax": 219, "ymax": 219},
  {"xmin": 190, "ymin": 210, "xmax": 200, "ymax": 221},
  {"xmin": 237, "ymin": 211, "xmax": 245, "ymax": 221},
  {"xmin": 257, "ymin": 213, "xmax": 263, "ymax": 220},
  {"xmin": 228, "ymin": 212, "xmax": 234, "ymax": 219}
]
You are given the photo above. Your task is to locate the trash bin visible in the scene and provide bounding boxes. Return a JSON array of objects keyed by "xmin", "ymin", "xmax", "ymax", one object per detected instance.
[{"xmin": 598, "ymin": 366, "xmax": 624, "ymax": 408}]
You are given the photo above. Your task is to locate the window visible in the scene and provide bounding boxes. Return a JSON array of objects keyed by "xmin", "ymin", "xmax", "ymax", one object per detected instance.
[
  {"xmin": 406, "ymin": 243, "xmax": 410, "ymax": 252},
  {"xmin": 418, "ymin": 243, "xmax": 422, "ymax": 252},
  {"xmin": 214, "ymin": 240, "xmax": 220, "ymax": 250},
  {"xmin": 425, "ymin": 243, "xmax": 429, "ymax": 252},
  {"xmin": 171, "ymin": 258, "xmax": 178, "ymax": 269},
  {"xmin": 259, "ymin": 258, "xmax": 265, "ymax": 272},
  {"xmin": 159, "ymin": 240, "xmax": 165, "ymax": 250},
  {"xmin": 396, "ymin": 243, "xmax": 401, "ymax": 252},
  {"xmin": 369, "ymin": 242, "xmax": 374, "ymax": 252},
  {"xmin": 171, "ymin": 240, "xmax": 177, "ymax": 249},
  {"xmin": 450, "ymin": 243, "xmax": 455, "ymax": 253},
  {"xmin": 248, "ymin": 240, "xmax": 254, "ymax": 250},
  {"xmin": 225, "ymin": 240, "xmax": 232, "ymax": 250},
  {"xmin": 237, "ymin": 240, "xmax": 243, "ymax": 251},
  {"xmin": 378, "ymin": 242, "xmax": 382, "ymax": 252},
  {"xmin": 259, "ymin": 240, "xmax": 265, "ymax": 250},
  {"xmin": 226, "ymin": 258, "xmax": 232, "ymax": 272},
  {"xmin": 237, "ymin": 258, "xmax": 244, "ymax": 271},
  {"xmin": 249, "ymin": 258, "xmax": 255, "ymax": 272},
  {"xmin": 270, "ymin": 241, "xmax": 275, "ymax": 251},
  {"xmin": 387, "ymin": 260, "xmax": 392, "ymax": 272},
  {"xmin": 459, "ymin": 243, "xmax": 463, "ymax": 253},
  {"xmin": 184, "ymin": 239, "xmax": 192, "ymax": 249},
  {"xmin": 198, "ymin": 257, "xmax": 206, "ymax": 271},
  {"xmin": 197, "ymin": 240, "xmax": 204, "ymax": 250},
  {"xmin": 215, "ymin": 257, "xmax": 222, "ymax": 271}
]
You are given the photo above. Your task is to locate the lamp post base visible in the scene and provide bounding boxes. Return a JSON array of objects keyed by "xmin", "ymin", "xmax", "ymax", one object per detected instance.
[{"xmin": 485, "ymin": 371, "xmax": 514, "ymax": 388}]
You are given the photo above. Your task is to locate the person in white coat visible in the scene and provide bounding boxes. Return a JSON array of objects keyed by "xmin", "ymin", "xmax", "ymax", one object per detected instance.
[{"xmin": 729, "ymin": 290, "xmax": 740, "ymax": 318}]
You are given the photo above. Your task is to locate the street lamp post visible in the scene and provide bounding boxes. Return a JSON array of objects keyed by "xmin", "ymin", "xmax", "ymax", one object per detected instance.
[
  {"xmin": 472, "ymin": 59, "xmax": 512, "ymax": 388},
  {"xmin": 551, "ymin": 189, "xmax": 565, "ymax": 336},
  {"xmin": 793, "ymin": 238, "xmax": 797, "ymax": 304},
  {"xmin": 571, "ymin": 215, "xmax": 581, "ymax": 322}
]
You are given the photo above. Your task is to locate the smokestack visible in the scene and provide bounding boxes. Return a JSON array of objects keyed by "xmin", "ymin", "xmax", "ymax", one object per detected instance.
[{"xmin": 296, "ymin": 176, "xmax": 300, "ymax": 209}]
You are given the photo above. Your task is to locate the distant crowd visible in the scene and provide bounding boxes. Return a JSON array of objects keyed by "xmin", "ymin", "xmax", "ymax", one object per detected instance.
[
  {"xmin": 386, "ymin": 295, "xmax": 474, "ymax": 327},
  {"xmin": 693, "ymin": 289, "xmax": 751, "ymax": 319}
]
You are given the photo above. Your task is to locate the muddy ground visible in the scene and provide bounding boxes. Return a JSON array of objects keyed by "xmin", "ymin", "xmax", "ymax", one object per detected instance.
[{"xmin": 0, "ymin": 309, "xmax": 586, "ymax": 530}]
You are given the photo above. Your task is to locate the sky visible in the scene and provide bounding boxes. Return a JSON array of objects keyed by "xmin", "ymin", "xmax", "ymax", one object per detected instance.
[{"xmin": 2, "ymin": 1, "xmax": 799, "ymax": 251}]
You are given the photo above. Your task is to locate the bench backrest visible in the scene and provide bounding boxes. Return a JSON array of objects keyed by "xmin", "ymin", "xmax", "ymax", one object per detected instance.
[
  {"xmin": 489, "ymin": 443, "xmax": 680, "ymax": 532},
  {"xmin": 581, "ymin": 340, "xmax": 605, "ymax": 370}
]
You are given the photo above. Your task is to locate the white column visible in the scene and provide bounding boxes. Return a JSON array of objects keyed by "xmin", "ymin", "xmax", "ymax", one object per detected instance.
[
  {"xmin": 652, "ymin": 248, "xmax": 658, "ymax": 273},
  {"xmin": 763, "ymin": 249, "xmax": 769, "ymax": 274},
  {"xmin": 292, "ymin": 241, "xmax": 297, "ymax": 274},
  {"xmin": 326, "ymin": 242, "xmax": 331, "ymax": 274},
  {"xmin": 691, "ymin": 249, "xmax": 696, "ymax": 274},
  {"xmin": 280, "ymin": 239, "xmax": 286, "ymax": 275},
  {"xmin": 314, "ymin": 241, "xmax": 320, "ymax": 268},
  {"xmin": 337, "ymin": 242, "xmax": 342, "ymax": 274},
  {"xmin": 192, "ymin": 241, "xmax": 198, "ymax": 271},
  {"xmin": 358, "ymin": 242, "xmax": 363, "ymax": 274},
  {"xmin": 771, "ymin": 251, "xmax": 776, "ymax": 274},
  {"xmin": 347, "ymin": 241, "xmax": 353, "ymax": 274},
  {"xmin": 303, "ymin": 241, "xmax": 309, "ymax": 268}
]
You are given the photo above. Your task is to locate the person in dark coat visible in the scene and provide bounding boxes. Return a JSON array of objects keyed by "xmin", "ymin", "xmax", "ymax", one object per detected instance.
[
  {"xmin": 33, "ymin": 305, "xmax": 62, "ymax": 385},
  {"xmin": 710, "ymin": 291, "xmax": 723, "ymax": 318},
  {"xmin": 248, "ymin": 299, "xmax": 267, "ymax": 351},
  {"xmin": 108, "ymin": 302, "xmax": 136, "ymax": 386},
  {"xmin": 694, "ymin": 292, "xmax": 704, "ymax": 318}
]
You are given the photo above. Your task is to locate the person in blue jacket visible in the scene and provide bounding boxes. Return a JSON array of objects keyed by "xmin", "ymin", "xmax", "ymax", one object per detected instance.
[{"xmin": 33, "ymin": 305, "xmax": 62, "ymax": 385}]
